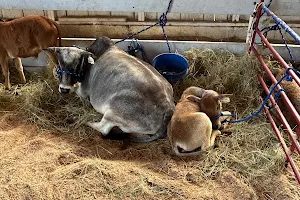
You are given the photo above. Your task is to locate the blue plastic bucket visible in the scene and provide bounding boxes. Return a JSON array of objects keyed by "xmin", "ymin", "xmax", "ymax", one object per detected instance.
[{"xmin": 152, "ymin": 53, "xmax": 189, "ymax": 83}]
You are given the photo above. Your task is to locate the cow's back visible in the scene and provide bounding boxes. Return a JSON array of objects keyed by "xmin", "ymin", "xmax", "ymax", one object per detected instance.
[
  {"xmin": 0, "ymin": 15, "xmax": 59, "ymax": 58},
  {"xmin": 86, "ymin": 47, "xmax": 174, "ymax": 134}
]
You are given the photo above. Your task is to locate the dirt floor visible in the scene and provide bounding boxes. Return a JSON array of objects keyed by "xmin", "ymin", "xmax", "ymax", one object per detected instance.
[
  {"xmin": 0, "ymin": 50, "xmax": 299, "ymax": 200},
  {"xmin": 0, "ymin": 114, "xmax": 299, "ymax": 200}
]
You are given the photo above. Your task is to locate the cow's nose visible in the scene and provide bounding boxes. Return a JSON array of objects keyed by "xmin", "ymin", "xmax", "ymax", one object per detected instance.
[{"xmin": 59, "ymin": 87, "xmax": 70, "ymax": 94}]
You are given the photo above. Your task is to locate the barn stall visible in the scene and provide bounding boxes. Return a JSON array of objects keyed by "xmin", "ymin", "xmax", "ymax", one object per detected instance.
[{"xmin": 0, "ymin": 0, "xmax": 299, "ymax": 199}]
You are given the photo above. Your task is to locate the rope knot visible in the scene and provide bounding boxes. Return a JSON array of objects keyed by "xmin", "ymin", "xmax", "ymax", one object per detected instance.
[
  {"xmin": 159, "ymin": 13, "xmax": 168, "ymax": 27},
  {"xmin": 275, "ymin": 88, "xmax": 285, "ymax": 102},
  {"xmin": 285, "ymin": 67, "xmax": 293, "ymax": 82}
]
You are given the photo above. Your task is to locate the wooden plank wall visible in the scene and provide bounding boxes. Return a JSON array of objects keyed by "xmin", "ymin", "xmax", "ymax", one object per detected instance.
[
  {"xmin": 1, "ymin": 9, "xmax": 299, "ymax": 23},
  {"xmin": 2, "ymin": 9, "xmax": 300, "ymax": 24},
  {"xmin": 1, "ymin": 9, "xmax": 299, "ymax": 43},
  {"xmin": 0, "ymin": 9, "xmax": 250, "ymax": 22}
]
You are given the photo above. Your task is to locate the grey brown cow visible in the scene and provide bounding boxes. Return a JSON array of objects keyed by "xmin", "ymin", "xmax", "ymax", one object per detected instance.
[
  {"xmin": 0, "ymin": 15, "xmax": 61, "ymax": 89},
  {"xmin": 44, "ymin": 36, "xmax": 175, "ymax": 143}
]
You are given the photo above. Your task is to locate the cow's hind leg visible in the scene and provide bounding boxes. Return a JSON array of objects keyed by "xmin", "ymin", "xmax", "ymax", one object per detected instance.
[
  {"xmin": 1, "ymin": 58, "xmax": 11, "ymax": 90},
  {"xmin": 14, "ymin": 57, "xmax": 26, "ymax": 84},
  {"xmin": 86, "ymin": 117, "xmax": 115, "ymax": 136}
]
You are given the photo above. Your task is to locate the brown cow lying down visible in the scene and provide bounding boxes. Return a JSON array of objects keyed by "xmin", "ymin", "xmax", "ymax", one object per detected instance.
[
  {"xmin": 168, "ymin": 86, "xmax": 232, "ymax": 156},
  {"xmin": 0, "ymin": 15, "xmax": 61, "ymax": 90}
]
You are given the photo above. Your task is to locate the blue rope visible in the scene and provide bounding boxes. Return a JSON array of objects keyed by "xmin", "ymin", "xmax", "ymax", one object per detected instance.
[
  {"xmin": 277, "ymin": 25, "xmax": 295, "ymax": 63},
  {"xmin": 115, "ymin": 0, "xmax": 173, "ymax": 53},
  {"xmin": 223, "ymin": 68, "xmax": 293, "ymax": 124},
  {"xmin": 274, "ymin": 88, "xmax": 285, "ymax": 103},
  {"xmin": 261, "ymin": 24, "xmax": 294, "ymax": 63}
]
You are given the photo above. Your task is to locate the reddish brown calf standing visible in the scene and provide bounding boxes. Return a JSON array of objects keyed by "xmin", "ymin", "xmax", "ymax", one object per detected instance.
[{"xmin": 0, "ymin": 15, "xmax": 61, "ymax": 89}]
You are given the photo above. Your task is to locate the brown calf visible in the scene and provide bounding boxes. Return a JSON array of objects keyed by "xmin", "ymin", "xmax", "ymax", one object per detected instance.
[
  {"xmin": 168, "ymin": 86, "xmax": 232, "ymax": 156},
  {"xmin": 0, "ymin": 15, "xmax": 61, "ymax": 89},
  {"xmin": 274, "ymin": 68, "xmax": 300, "ymax": 129}
]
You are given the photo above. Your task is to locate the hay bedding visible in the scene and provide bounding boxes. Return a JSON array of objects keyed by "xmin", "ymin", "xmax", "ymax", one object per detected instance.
[{"xmin": 0, "ymin": 49, "xmax": 299, "ymax": 200}]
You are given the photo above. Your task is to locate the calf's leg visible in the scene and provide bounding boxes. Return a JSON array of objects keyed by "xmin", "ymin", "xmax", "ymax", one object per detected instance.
[
  {"xmin": 210, "ymin": 130, "xmax": 221, "ymax": 147},
  {"xmin": 14, "ymin": 57, "xmax": 26, "ymax": 84},
  {"xmin": 1, "ymin": 58, "xmax": 11, "ymax": 90}
]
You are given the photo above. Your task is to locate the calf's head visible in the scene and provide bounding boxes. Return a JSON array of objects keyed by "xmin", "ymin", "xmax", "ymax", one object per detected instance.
[
  {"xmin": 187, "ymin": 89, "xmax": 231, "ymax": 129},
  {"xmin": 44, "ymin": 47, "xmax": 94, "ymax": 94}
]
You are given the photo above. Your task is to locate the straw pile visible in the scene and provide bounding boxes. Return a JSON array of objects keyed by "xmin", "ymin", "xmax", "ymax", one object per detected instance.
[{"xmin": 0, "ymin": 49, "xmax": 299, "ymax": 200}]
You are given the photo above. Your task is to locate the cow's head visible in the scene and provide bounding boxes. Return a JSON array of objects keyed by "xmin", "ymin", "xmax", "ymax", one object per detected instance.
[
  {"xmin": 44, "ymin": 47, "xmax": 94, "ymax": 94},
  {"xmin": 187, "ymin": 90, "xmax": 231, "ymax": 130}
]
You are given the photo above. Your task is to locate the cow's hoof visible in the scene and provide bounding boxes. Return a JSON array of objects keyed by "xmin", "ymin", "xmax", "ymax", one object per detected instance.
[
  {"xmin": 221, "ymin": 131, "xmax": 233, "ymax": 136},
  {"xmin": 120, "ymin": 139, "xmax": 130, "ymax": 150},
  {"xmin": 7, "ymin": 89, "xmax": 19, "ymax": 96}
]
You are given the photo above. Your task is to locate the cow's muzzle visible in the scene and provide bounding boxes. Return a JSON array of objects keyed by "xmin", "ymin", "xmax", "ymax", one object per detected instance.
[{"xmin": 59, "ymin": 87, "xmax": 70, "ymax": 94}]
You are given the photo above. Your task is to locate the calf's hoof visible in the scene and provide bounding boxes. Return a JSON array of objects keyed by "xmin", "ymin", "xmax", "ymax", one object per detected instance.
[
  {"xmin": 6, "ymin": 89, "xmax": 19, "ymax": 96},
  {"xmin": 5, "ymin": 84, "xmax": 11, "ymax": 90}
]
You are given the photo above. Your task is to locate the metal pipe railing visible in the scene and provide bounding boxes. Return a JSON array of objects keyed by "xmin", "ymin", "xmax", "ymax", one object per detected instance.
[
  {"xmin": 248, "ymin": 1, "xmax": 264, "ymax": 53},
  {"xmin": 258, "ymin": 74, "xmax": 300, "ymax": 154},
  {"xmin": 251, "ymin": 46, "xmax": 300, "ymax": 127},
  {"xmin": 261, "ymin": 4, "xmax": 300, "ymax": 44},
  {"xmin": 261, "ymin": 97, "xmax": 300, "ymax": 184},
  {"xmin": 248, "ymin": 1, "xmax": 300, "ymax": 184},
  {"xmin": 256, "ymin": 29, "xmax": 300, "ymax": 87}
]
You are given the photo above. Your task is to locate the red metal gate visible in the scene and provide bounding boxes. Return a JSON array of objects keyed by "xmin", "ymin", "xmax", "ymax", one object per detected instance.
[{"xmin": 249, "ymin": 0, "xmax": 300, "ymax": 184}]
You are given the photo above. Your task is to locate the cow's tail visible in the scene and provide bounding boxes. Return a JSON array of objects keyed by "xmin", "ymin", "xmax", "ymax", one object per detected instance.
[{"xmin": 128, "ymin": 108, "xmax": 174, "ymax": 143}]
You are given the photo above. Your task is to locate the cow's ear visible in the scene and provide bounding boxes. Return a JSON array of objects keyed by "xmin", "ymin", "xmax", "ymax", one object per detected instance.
[{"xmin": 82, "ymin": 51, "xmax": 95, "ymax": 64}]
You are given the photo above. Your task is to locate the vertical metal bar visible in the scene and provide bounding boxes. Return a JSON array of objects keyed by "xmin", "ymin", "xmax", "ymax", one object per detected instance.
[
  {"xmin": 258, "ymin": 75, "xmax": 300, "ymax": 154},
  {"xmin": 248, "ymin": 0, "xmax": 264, "ymax": 53},
  {"xmin": 251, "ymin": 46, "xmax": 300, "ymax": 126},
  {"xmin": 256, "ymin": 29, "xmax": 300, "ymax": 87},
  {"xmin": 250, "ymin": 1, "xmax": 300, "ymax": 184},
  {"xmin": 262, "ymin": 98, "xmax": 300, "ymax": 184}
]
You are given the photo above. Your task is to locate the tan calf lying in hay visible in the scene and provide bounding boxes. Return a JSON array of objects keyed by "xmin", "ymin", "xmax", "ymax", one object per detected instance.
[{"xmin": 168, "ymin": 86, "xmax": 232, "ymax": 156}]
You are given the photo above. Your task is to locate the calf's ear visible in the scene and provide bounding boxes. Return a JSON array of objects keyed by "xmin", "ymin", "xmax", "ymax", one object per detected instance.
[
  {"xmin": 186, "ymin": 95, "xmax": 201, "ymax": 103},
  {"xmin": 218, "ymin": 94, "xmax": 232, "ymax": 103}
]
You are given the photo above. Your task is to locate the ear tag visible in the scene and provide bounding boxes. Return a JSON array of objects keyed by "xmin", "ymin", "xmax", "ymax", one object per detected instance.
[{"xmin": 88, "ymin": 56, "xmax": 94, "ymax": 64}]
